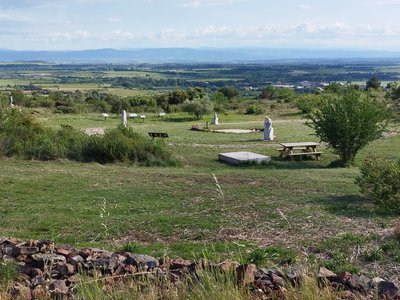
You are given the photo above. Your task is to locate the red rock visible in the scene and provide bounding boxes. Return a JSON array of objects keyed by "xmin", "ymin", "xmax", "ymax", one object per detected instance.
[
  {"xmin": 338, "ymin": 271, "xmax": 352, "ymax": 283},
  {"xmin": 16, "ymin": 254, "xmax": 27, "ymax": 262},
  {"xmin": 78, "ymin": 248, "xmax": 92, "ymax": 259},
  {"xmin": 56, "ymin": 248, "xmax": 72, "ymax": 256},
  {"xmin": 318, "ymin": 266, "xmax": 336, "ymax": 278},
  {"xmin": 48, "ymin": 279, "xmax": 69, "ymax": 296},
  {"xmin": 170, "ymin": 257, "xmax": 191, "ymax": 269},
  {"xmin": 237, "ymin": 264, "xmax": 257, "ymax": 286}
]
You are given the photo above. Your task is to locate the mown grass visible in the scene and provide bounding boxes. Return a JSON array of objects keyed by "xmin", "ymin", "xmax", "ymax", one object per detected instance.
[{"xmin": 0, "ymin": 108, "xmax": 400, "ymax": 284}]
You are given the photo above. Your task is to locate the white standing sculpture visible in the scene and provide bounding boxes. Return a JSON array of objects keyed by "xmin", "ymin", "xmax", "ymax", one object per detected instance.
[
  {"xmin": 8, "ymin": 96, "xmax": 14, "ymax": 107},
  {"xmin": 264, "ymin": 116, "xmax": 274, "ymax": 141},
  {"xmin": 121, "ymin": 110, "xmax": 127, "ymax": 127},
  {"xmin": 211, "ymin": 112, "xmax": 219, "ymax": 125}
]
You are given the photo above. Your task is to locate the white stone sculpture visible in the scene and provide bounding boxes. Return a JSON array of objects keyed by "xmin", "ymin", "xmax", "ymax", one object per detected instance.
[
  {"xmin": 264, "ymin": 116, "xmax": 274, "ymax": 141},
  {"xmin": 211, "ymin": 112, "xmax": 219, "ymax": 125},
  {"xmin": 121, "ymin": 110, "xmax": 127, "ymax": 127},
  {"xmin": 8, "ymin": 96, "xmax": 14, "ymax": 107}
]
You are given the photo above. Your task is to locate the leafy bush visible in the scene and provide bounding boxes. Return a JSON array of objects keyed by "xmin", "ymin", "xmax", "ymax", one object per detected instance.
[
  {"xmin": 0, "ymin": 108, "xmax": 177, "ymax": 166},
  {"xmin": 296, "ymin": 94, "xmax": 322, "ymax": 114},
  {"xmin": 245, "ymin": 105, "xmax": 263, "ymax": 115},
  {"xmin": 307, "ymin": 88, "xmax": 388, "ymax": 164},
  {"xmin": 356, "ymin": 157, "xmax": 400, "ymax": 212},
  {"xmin": 183, "ymin": 98, "xmax": 214, "ymax": 119},
  {"xmin": 0, "ymin": 108, "xmax": 45, "ymax": 157}
]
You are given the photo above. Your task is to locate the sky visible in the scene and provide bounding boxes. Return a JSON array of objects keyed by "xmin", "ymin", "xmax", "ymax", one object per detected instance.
[{"xmin": 0, "ymin": 0, "xmax": 400, "ymax": 51}]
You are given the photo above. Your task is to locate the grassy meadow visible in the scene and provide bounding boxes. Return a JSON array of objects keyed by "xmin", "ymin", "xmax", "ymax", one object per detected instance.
[{"xmin": 1, "ymin": 107, "xmax": 399, "ymax": 282}]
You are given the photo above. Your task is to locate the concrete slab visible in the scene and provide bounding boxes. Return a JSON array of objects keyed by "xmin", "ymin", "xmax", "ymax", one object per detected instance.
[
  {"xmin": 219, "ymin": 151, "xmax": 271, "ymax": 165},
  {"xmin": 213, "ymin": 129, "xmax": 255, "ymax": 133}
]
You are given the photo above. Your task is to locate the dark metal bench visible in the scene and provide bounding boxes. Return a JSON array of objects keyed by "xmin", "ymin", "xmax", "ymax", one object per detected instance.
[{"xmin": 148, "ymin": 132, "xmax": 169, "ymax": 139}]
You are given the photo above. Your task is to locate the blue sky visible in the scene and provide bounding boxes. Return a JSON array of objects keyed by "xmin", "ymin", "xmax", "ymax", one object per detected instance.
[{"xmin": 1, "ymin": 0, "xmax": 400, "ymax": 50}]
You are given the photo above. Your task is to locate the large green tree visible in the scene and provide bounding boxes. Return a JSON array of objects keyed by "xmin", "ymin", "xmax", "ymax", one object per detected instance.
[
  {"xmin": 183, "ymin": 98, "xmax": 214, "ymax": 119},
  {"xmin": 366, "ymin": 76, "xmax": 381, "ymax": 90},
  {"xmin": 308, "ymin": 88, "xmax": 388, "ymax": 165}
]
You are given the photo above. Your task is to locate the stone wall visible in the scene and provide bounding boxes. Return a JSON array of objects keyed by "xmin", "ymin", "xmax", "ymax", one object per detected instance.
[{"xmin": 1, "ymin": 237, "xmax": 399, "ymax": 299}]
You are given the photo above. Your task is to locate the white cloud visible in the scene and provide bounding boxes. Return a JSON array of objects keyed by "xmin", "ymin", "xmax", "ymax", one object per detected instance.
[
  {"xmin": 4, "ymin": 21, "xmax": 400, "ymax": 50},
  {"xmin": 178, "ymin": 0, "xmax": 244, "ymax": 8},
  {"xmin": 0, "ymin": 13, "xmax": 31, "ymax": 22},
  {"xmin": 298, "ymin": 4, "xmax": 311, "ymax": 9},
  {"xmin": 367, "ymin": 0, "xmax": 400, "ymax": 5},
  {"xmin": 108, "ymin": 17, "xmax": 121, "ymax": 23}
]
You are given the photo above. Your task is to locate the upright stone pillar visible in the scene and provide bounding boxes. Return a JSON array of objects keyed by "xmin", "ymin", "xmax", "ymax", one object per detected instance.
[
  {"xmin": 264, "ymin": 116, "xmax": 274, "ymax": 141},
  {"xmin": 121, "ymin": 110, "xmax": 127, "ymax": 127},
  {"xmin": 211, "ymin": 112, "xmax": 219, "ymax": 125}
]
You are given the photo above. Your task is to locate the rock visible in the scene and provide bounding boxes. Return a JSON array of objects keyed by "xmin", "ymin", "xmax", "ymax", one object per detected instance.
[
  {"xmin": 56, "ymin": 247, "xmax": 73, "ymax": 257},
  {"xmin": 31, "ymin": 275, "xmax": 45, "ymax": 287},
  {"xmin": 2, "ymin": 255, "xmax": 16, "ymax": 262},
  {"xmin": 270, "ymin": 273, "xmax": 285, "ymax": 286},
  {"xmin": 318, "ymin": 266, "xmax": 336, "ymax": 278},
  {"xmin": 48, "ymin": 279, "xmax": 69, "ymax": 297},
  {"xmin": 254, "ymin": 278, "xmax": 273, "ymax": 293},
  {"xmin": 287, "ymin": 267, "xmax": 303, "ymax": 285},
  {"xmin": 170, "ymin": 257, "xmax": 192, "ymax": 269},
  {"xmin": 124, "ymin": 254, "xmax": 159, "ymax": 270},
  {"xmin": 237, "ymin": 264, "xmax": 257, "ymax": 286},
  {"xmin": 337, "ymin": 271, "xmax": 352, "ymax": 284},
  {"xmin": 51, "ymin": 262, "xmax": 75, "ymax": 278},
  {"xmin": 18, "ymin": 246, "xmax": 40, "ymax": 255},
  {"xmin": 35, "ymin": 240, "xmax": 54, "ymax": 252},
  {"xmin": 30, "ymin": 268, "xmax": 43, "ymax": 277},
  {"xmin": 372, "ymin": 277, "xmax": 384, "ymax": 287},
  {"xmin": 259, "ymin": 268, "xmax": 285, "ymax": 278},
  {"xmin": 3, "ymin": 246, "xmax": 14, "ymax": 256},
  {"xmin": 78, "ymin": 248, "xmax": 92, "ymax": 259},
  {"xmin": 68, "ymin": 254, "xmax": 84, "ymax": 266},
  {"xmin": 31, "ymin": 253, "xmax": 66, "ymax": 268},
  {"xmin": 378, "ymin": 281, "xmax": 399, "ymax": 299},
  {"xmin": 16, "ymin": 254, "xmax": 27, "ymax": 262},
  {"xmin": 346, "ymin": 275, "xmax": 372, "ymax": 294},
  {"xmin": 108, "ymin": 254, "xmax": 126, "ymax": 271},
  {"xmin": 9, "ymin": 284, "xmax": 32, "ymax": 300}
]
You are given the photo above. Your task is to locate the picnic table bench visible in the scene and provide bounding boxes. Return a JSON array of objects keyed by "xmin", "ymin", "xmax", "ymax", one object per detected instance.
[
  {"xmin": 148, "ymin": 132, "xmax": 169, "ymax": 139},
  {"xmin": 278, "ymin": 142, "xmax": 322, "ymax": 160}
]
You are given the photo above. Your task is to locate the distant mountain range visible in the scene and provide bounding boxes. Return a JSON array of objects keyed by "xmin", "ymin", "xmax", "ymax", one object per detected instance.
[{"xmin": 1, "ymin": 48, "xmax": 400, "ymax": 63}]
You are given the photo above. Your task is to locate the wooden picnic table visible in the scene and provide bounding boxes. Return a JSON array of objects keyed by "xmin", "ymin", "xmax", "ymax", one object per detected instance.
[{"xmin": 278, "ymin": 142, "xmax": 322, "ymax": 160}]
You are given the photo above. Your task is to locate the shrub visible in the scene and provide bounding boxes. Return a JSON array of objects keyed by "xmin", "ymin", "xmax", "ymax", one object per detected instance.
[
  {"xmin": 245, "ymin": 105, "xmax": 263, "ymax": 115},
  {"xmin": 0, "ymin": 108, "xmax": 177, "ymax": 166},
  {"xmin": 356, "ymin": 157, "xmax": 400, "ymax": 212},
  {"xmin": 307, "ymin": 88, "xmax": 388, "ymax": 165},
  {"xmin": 296, "ymin": 94, "xmax": 322, "ymax": 114},
  {"xmin": 0, "ymin": 108, "xmax": 45, "ymax": 157},
  {"xmin": 183, "ymin": 98, "xmax": 214, "ymax": 119}
]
